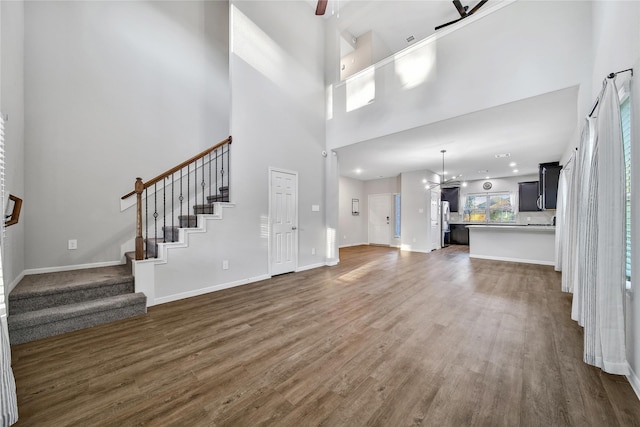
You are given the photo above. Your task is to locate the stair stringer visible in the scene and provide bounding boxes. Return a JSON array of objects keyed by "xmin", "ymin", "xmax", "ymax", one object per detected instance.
[{"xmin": 132, "ymin": 202, "xmax": 235, "ymax": 306}]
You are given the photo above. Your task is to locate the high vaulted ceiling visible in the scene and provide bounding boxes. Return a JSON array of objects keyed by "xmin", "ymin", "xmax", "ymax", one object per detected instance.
[{"xmin": 310, "ymin": 0, "xmax": 580, "ymax": 182}]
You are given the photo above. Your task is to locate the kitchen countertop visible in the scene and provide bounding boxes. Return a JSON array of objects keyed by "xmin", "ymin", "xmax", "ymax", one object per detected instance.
[{"xmin": 466, "ymin": 224, "xmax": 555, "ymax": 232}]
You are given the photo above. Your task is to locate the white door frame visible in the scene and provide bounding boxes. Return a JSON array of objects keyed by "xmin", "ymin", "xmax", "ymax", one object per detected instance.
[{"xmin": 268, "ymin": 167, "xmax": 299, "ymax": 276}]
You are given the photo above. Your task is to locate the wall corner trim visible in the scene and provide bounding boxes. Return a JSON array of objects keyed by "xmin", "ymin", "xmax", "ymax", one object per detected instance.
[{"xmin": 627, "ymin": 363, "xmax": 640, "ymax": 401}]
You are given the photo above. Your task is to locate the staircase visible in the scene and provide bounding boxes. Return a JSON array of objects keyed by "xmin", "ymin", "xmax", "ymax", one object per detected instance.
[
  {"xmin": 7, "ymin": 265, "xmax": 146, "ymax": 345},
  {"xmin": 144, "ymin": 186, "xmax": 228, "ymax": 258}
]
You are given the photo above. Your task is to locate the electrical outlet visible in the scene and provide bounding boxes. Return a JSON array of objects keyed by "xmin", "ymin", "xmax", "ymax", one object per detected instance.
[
  {"xmin": 222, "ymin": 260, "xmax": 229, "ymax": 270},
  {"xmin": 312, "ymin": 248, "xmax": 316, "ymax": 255},
  {"xmin": 68, "ymin": 239, "xmax": 77, "ymax": 250}
]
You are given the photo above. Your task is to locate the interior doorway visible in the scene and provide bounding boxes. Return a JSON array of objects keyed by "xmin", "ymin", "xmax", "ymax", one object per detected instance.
[{"xmin": 269, "ymin": 168, "xmax": 298, "ymax": 275}]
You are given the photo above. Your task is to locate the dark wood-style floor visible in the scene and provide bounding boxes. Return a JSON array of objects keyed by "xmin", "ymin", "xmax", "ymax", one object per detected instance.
[{"xmin": 10, "ymin": 245, "xmax": 640, "ymax": 426}]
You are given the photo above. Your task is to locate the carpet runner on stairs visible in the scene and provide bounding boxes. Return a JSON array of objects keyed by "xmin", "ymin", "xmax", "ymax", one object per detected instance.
[{"xmin": 7, "ymin": 265, "xmax": 146, "ymax": 345}]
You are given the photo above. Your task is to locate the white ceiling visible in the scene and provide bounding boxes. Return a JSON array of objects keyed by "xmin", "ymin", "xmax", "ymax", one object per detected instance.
[
  {"xmin": 308, "ymin": 0, "xmax": 579, "ymax": 183},
  {"xmin": 336, "ymin": 86, "xmax": 578, "ymax": 182}
]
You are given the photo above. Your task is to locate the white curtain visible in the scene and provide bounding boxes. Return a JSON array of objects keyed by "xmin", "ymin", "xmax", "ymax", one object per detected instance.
[
  {"xmin": 568, "ymin": 77, "xmax": 629, "ymax": 375},
  {"xmin": 592, "ymin": 77, "xmax": 628, "ymax": 374},
  {"xmin": 554, "ymin": 162, "xmax": 569, "ymax": 271},
  {"xmin": 0, "ymin": 115, "xmax": 18, "ymax": 426},
  {"xmin": 571, "ymin": 118, "xmax": 595, "ymax": 324}
]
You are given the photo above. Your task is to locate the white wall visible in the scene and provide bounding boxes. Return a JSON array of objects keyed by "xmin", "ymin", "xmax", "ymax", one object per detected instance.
[
  {"xmin": 23, "ymin": 1, "xmax": 230, "ymax": 270},
  {"xmin": 228, "ymin": 0, "xmax": 326, "ymax": 276},
  {"xmin": 326, "ymin": 1, "xmax": 592, "ymax": 151},
  {"xmin": 400, "ymin": 169, "xmax": 438, "ymax": 253},
  {"xmin": 339, "ymin": 176, "xmax": 366, "ymax": 247},
  {"xmin": 588, "ymin": 0, "xmax": 640, "ymax": 394},
  {"xmin": 0, "ymin": 1, "xmax": 25, "ymax": 294},
  {"xmin": 338, "ymin": 175, "xmax": 400, "ymax": 248}
]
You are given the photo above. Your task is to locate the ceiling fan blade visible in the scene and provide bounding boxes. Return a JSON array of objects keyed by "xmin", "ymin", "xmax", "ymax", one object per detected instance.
[
  {"xmin": 315, "ymin": 0, "xmax": 328, "ymax": 15},
  {"xmin": 467, "ymin": 0, "xmax": 488, "ymax": 15},
  {"xmin": 452, "ymin": 0, "xmax": 468, "ymax": 17},
  {"xmin": 435, "ymin": 16, "xmax": 465, "ymax": 31}
]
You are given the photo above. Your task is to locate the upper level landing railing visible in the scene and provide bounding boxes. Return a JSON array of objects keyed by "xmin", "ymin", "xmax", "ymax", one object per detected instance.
[{"xmin": 122, "ymin": 136, "xmax": 231, "ymax": 260}]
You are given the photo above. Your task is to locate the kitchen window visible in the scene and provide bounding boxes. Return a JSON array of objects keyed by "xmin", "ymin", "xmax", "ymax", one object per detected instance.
[{"xmin": 463, "ymin": 192, "xmax": 515, "ymax": 223}]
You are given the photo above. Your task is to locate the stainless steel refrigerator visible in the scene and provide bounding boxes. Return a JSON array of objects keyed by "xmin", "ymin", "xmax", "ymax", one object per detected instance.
[{"xmin": 441, "ymin": 200, "xmax": 450, "ymax": 248}]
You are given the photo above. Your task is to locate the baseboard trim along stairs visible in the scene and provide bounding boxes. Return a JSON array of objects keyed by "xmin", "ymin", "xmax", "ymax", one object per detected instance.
[{"xmin": 7, "ymin": 265, "xmax": 146, "ymax": 345}]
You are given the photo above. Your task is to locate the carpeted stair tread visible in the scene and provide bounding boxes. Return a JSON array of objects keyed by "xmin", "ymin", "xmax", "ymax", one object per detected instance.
[
  {"xmin": 193, "ymin": 204, "xmax": 215, "ymax": 214},
  {"xmin": 10, "ymin": 265, "xmax": 133, "ymax": 301},
  {"xmin": 8, "ymin": 293, "xmax": 147, "ymax": 345}
]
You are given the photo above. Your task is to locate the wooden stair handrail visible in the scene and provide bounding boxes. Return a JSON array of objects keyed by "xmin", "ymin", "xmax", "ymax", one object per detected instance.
[{"xmin": 121, "ymin": 136, "xmax": 232, "ymax": 200}]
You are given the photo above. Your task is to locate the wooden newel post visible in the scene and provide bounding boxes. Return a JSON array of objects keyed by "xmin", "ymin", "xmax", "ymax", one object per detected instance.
[{"xmin": 135, "ymin": 177, "xmax": 145, "ymax": 260}]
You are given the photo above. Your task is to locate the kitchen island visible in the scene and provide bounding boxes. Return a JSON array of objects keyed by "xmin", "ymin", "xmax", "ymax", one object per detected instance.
[{"xmin": 467, "ymin": 225, "xmax": 556, "ymax": 266}]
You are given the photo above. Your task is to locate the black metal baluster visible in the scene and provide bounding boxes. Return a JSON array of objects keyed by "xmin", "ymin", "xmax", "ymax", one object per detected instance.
[
  {"xmin": 221, "ymin": 145, "xmax": 225, "ymax": 202},
  {"xmin": 208, "ymin": 152, "xmax": 212, "ymax": 201},
  {"xmin": 145, "ymin": 188, "xmax": 148, "ymax": 259},
  {"xmin": 179, "ymin": 168, "xmax": 184, "ymax": 228},
  {"xmin": 153, "ymin": 183, "xmax": 158, "ymax": 257},
  {"xmin": 201, "ymin": 157, "xmax": 205, "ymax": 208},
  {"xmin": 187, "ymin": 164, "xmax": 190, "ymax": 227},
  {"xmin": 215, "ymin": 148, "xmax": 219, "ymax": 201},
  {"xmin": 227, "ymin": 143, "xmax": 230, "ymax": 201},
  {"xmin": 171, "ymin": 173, "xmax": 175, "ymax": 242},
  {"xmin": 163, "ymin": 178, "xmax": 166, "ymax": 243},
  {"xmin": 194, "ymin": 157, "xmax": 198, "ymax": 218}
]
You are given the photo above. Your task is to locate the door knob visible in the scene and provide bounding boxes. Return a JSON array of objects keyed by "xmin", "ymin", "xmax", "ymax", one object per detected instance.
[{"xmin": 292, "ymin": 226, "xmax": 297, "ymax": 230}]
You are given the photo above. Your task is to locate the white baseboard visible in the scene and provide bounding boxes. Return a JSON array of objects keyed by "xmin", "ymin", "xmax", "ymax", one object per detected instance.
[
  {"xmin": 627, "ymin": 363, "xmax": 640, "ymax": 401},
  {"xmin": 23, "ymin": 260, "xmax": 124, "ymax": 276},
  {"xmin": 7, "ymin": 271, "xmax": 25, "ymax": 295},
  {"xmin": 339, "ymin": 242, "xmax": 368, "ymax": 248},
  {"xmin": 325, "ymin": 259, "xmax": 340, "ymax": 266},
  {"xmin": 153, "ymin": 274, "xmax": 270, "ymax": 306},
  {"xmin": 469, "ymin": 254, "xmax": 555, "ymax": 266},
  {"xmin": 296, "ymin": 263, "xmax": 326, "ymax": 272}
]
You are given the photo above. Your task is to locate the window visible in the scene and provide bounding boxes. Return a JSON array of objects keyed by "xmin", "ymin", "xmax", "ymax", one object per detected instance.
[
  {"xmin": 621, "ymin": 95, "xmax": 631, "ymax": 284},
  {"xmin": 394, "ymin": 193, "xmax": 401, "ymax": 237},
  {"xmin": 463, "ymin": 192, "xmax": 515, "ymax": 223}
]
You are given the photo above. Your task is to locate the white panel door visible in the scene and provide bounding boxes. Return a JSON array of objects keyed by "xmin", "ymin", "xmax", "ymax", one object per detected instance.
[
  {"xmin": 369, "ymin": 194, "xmax": 391, "ymax": 245},
  {"xmin": 270, "ymin": 169, "xmax": 298, "ymax": 275}
]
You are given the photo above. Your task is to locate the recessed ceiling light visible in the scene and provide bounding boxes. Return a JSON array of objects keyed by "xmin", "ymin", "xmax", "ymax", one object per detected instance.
[
  {"xmin": 509, "ymin": 162, "xmax": 517, "ymax": 167},
  {"xmin": 513, "ymin": 169, "xmax": 519, "ymax": 173},
  {"xmin": 355, "ymin": 168, "xmax": 362, "ymax": 174},
  {"xmin": 485, "ymin": 176, "xmax": 490, "ymax": 180},
  {"xmin": 443, "ymin": 171, "xmax": 448, "ymax": 175},
  {"xmin": 422, "ymin": 178, "xmax": 427, "ymax": 184},
  {"xmin": 462, "ymin": 182, "xmax": 468, "ymax": 187},
  {"xmin": 495, "ymin": 153, "xmax": 511, "ymax": 158}
]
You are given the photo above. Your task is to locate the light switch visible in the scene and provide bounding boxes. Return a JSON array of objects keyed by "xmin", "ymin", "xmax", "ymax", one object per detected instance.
[
  {"xmin": 312, "ymin": 204, "xmax": 320, "ymax": 212},
  {"xmin": 418, "ymin": 208, "xmax": 424, "ymax": 213}
]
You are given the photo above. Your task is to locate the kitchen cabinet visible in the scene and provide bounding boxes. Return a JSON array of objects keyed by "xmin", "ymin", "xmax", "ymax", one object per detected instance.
[
  {"xmin": 518, "ymin": 181, "xmax": 540, "ymax": 212},
  {"xmin": 441, "ymin": 187, "xmax": 459, "ymax": 212},
  {"xmin": 539, "ymin": 162, "xmax": 562, "ymax": 210},
  {"xmin": 449, "ymin": 224, "xmax": 469, "ymax": 245}
]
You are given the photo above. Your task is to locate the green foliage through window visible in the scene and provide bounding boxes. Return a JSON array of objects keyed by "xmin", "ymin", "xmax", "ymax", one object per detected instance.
[{"xmin": 463, "ymin": 193, "xmax": 515, "ymax": 223}]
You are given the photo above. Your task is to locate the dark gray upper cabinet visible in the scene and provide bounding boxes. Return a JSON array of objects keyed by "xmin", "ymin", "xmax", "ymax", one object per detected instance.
[
  {"xmin": 539, "ymin": 162, "xmax": 562, "ymax": 210},
  {"xmin": 441, "ymin": 187, "xmax": 459, "ymax": 212},
  {"xmin": 518, "ymin": 181, "xmax": 540, "ymax": 212}
]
